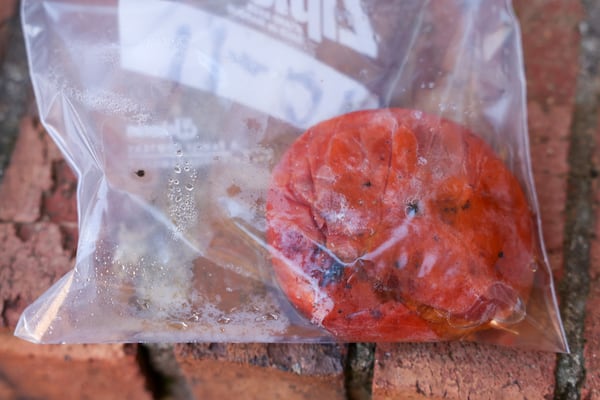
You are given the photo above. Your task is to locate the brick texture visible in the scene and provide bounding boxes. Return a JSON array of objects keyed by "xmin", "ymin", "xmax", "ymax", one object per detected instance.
[
  {"xmin": 0, "ymin": 329, "xmax": 151, "ymax": 400},
  {"xmin": 373, "ymin": 342, "xmax": 555, "ymax": 400},
  {"xmin": 174, "ymin": 343, "xmax": 347, "ymax": 399}
]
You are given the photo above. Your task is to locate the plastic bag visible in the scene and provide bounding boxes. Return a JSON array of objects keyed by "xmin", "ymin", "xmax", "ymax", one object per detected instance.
[{"xmin": 17, "ymin": 0, "xmax": 568, "ymax": 351}]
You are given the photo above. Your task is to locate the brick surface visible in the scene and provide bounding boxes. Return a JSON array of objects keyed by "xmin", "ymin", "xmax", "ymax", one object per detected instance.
[
  {"xmin": 175, "ymin": 343, "xmax": 346, "ymax": 399},
  {"xmin": 373, "ymin": 342, "xmax": 554, "ymax": 400},
  {"xmin": 518, "ymin": 0, "xmax": 582, "ymax": 276},
  {"xmin": 0, "ymin": 329, "xmax": 151, "ymax": 400},
  {"xmin": 0, "ymin": 118, "xmax": 54, "ymax": 222},
  {"xmin": 0, "ymin": 222, "xmax": 74, "ymax": 327}
]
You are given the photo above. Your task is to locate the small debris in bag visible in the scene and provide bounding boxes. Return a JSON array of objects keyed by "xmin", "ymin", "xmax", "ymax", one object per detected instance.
[{"xmin": 266, "ymin": 108, "xmax": 537, "ymax": 342}]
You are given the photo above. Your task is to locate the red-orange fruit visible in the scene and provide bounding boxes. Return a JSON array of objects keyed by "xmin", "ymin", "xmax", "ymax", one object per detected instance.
[{"xmin": 266, "ymin": 109, "xmax": 536, "ymax": 341}]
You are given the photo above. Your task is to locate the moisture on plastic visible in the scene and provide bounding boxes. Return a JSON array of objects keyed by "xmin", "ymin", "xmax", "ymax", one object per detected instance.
[{"xmin": 17, "ymin": 0, "xmax": 568, "ymax": 351}]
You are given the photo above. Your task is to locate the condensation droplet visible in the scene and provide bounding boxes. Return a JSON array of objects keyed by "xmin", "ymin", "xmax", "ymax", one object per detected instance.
[
  {"xmin": 172, "ymin": 179, "xmax": 179, "ymax": 185},
  {"xmin": 176, "ymin": 149, "xmax": 183, "ymax": 157},
  {"xmin": 184, "ymin": 183, "xmax": 193, "ymax": 191},
  {"xmin": 174, "ymin": 165, "xmax": 182, "ymax": 174},
  {"xmin": 217, "ymin": 316, "xmax": 232, "ymax": 324},
  {"xmin": 255, "ymin": 312, "xmax": 280, "ymax": 322}
]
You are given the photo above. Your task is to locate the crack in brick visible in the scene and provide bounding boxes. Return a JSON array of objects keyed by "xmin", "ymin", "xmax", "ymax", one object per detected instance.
[{"xmin": 554, "ymin": 1, "xmax": 600, "ymax": 398}]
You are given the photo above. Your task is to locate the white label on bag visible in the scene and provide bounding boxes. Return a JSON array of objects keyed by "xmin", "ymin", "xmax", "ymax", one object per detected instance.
[
  {"xmin": 231, "ymin": 0, "xmax": 378, "ymax": 58},
  {"xmin": 118, "ymin": 0, "xmax": 378, "ymax": 129}
]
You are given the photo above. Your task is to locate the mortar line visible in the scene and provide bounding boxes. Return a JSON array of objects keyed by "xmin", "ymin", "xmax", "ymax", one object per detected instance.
[
  {"xmin": 344, "ymin": 343, "xmax": 376, "ymax": 400},
  {"xmin": 554, "ymin": 0, "xmax": 600, "ymax": 398}
]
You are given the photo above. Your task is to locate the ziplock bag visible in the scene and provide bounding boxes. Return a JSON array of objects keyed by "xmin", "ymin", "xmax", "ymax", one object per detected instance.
[{"xmin": 17, "ymin": 0, "xmax": 568, "ymax": 351}]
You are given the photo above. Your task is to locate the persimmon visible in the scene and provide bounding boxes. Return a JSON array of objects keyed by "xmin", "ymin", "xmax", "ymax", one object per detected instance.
[{"xmin": 266, "ymin": 109, "xmax": 536, "ymax": 341}]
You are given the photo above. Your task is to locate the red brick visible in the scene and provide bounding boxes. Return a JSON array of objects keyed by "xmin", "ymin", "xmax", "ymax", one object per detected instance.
[
  {"xmin": 373, "ymin": 342, "xmax": 555, "ymax": 400},
  {"xmin": 517, "ymin": 0, "xmax": 582, "ymax": 277},
  {"xmin": 0, "ymin": 329, "xmax": 151, "ymax": 400},
  {"xmin": 0, "ymin": 222, "xmax": 74, "ymax": 328},
  {"xmin": 175, "ymin": 343, "xmax": 346, "ymax": 399},
  {"xmin": 0, "ymin": 118, "xmax": 53, "ymax": 223}
]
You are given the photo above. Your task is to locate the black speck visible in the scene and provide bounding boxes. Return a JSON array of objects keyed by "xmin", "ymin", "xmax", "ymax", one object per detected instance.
[
  {"xmin": 433, "ymin": 234, "xmax": 440, "ymax": 242},
  {"xmin": 338, "ymin": 309, "xmax": 343, "ymax": 314},
  {"xmin": 591, "ymin": 168, "xmax": 599, "ymax": 178},
  {"xmin": 462, "ymin": 199, "xmax": 471, "ymax": 210},
  {"xmin": 406, "ymin": 201, "xmax": 419, "ymax": 217},
  {"xmin": 135, "ymin": 169, "xmax": 145, "ymax": 177},
  {"xmin": 320, "ymin": 260, "xmax": 345, "ymax": 287},
  {"xmin": 362, "ymin": 181, "xmax": 372, "ymax": 188},
  {"xmin": 498, "ymin": 251, "xmax": 504, "ymax": 258}
]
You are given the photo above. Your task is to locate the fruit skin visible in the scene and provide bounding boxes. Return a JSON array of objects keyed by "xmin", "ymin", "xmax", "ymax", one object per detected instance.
[{"xmin": 266, "ymin": 108, "xmax": 536, "ymax": 342}]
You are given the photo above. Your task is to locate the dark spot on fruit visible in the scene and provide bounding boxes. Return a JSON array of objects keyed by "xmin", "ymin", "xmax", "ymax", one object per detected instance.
[
  {"xmin": 320, "ymin": 260, "xmax": 345, "ymax": 287},
  {"xmin": 135, "ymin": 169, "xmax": 145, "ymax": 177},
  {"xmin": 498, "ymin": 251, "xmax": 504, "ymax": 258},
  {"xmin": 406, "ymin": 201, "xmax": 419, "ymax": 217},
  {"xmin": 462, "ymin": 199, "xmax": 471, "ymax": 210},
  {"xmin": 363, "ymin": 181, "xmax": 372, "ymax": 187}
]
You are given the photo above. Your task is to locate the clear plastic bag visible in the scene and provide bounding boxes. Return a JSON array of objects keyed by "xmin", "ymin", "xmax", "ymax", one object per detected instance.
[{"xmin": 17, "ymin": 0, "xmax": 568, "ymax": 351}]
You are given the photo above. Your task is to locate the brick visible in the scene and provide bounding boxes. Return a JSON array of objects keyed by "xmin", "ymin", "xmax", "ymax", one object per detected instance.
[
  {"xmin": 0, "ymin": 222, "xmax": 74, "ymax": 328},
  {"xmin": 175, "ymin": 343, "xmax": 346, "ymax": 399},
  {"xmin": 0, "ymin": 329, "xmax": 151, "ymax": 400},
  {"xmin": 517, "ymin": 0, "xmax": 582, "ymax": 277},
  {"xmin": 0, "ymin": 118, "xmax": 53, "ymax": 222},
  {"xmin": 373, "ymin": 342, "xmax": 555, "ymax": 400}
]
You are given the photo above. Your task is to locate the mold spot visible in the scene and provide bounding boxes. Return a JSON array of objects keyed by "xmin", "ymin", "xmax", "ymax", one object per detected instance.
[{"xmin": 320, "ymin": 260, "xmax": 345, "ymax": 287}]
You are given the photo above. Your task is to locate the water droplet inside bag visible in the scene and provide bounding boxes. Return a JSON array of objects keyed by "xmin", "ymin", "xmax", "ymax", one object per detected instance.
[
  {"xmin": 255, "ymin": 312, "xmax": 279, "ymax": 322},
  {"xmin": 176, "ymin": 149, "xmax": 183, "ymax": 157},
  {"xmin": 168, "ymin": 321, "xmax": 189, "ymax": 330},
  {"xmin": 174, "ymin": 165, "xmax": 182, "ymax": 174},
  {"xmin": 184, "ymin": 184, "xmax": 193, "ymax": 191},
  {"xmin": 217, "ymin": 316, "xmax": 232, "ymax": 324}
]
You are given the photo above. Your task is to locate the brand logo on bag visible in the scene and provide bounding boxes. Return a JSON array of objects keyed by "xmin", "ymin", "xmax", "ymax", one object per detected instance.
[
  {"xmin": 229, "ymin": 0, "xmax": 378, "ymax": 58},
  {"xmin": 126, "ymin": 118, "xmax": 273, "ymax": 168}
]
